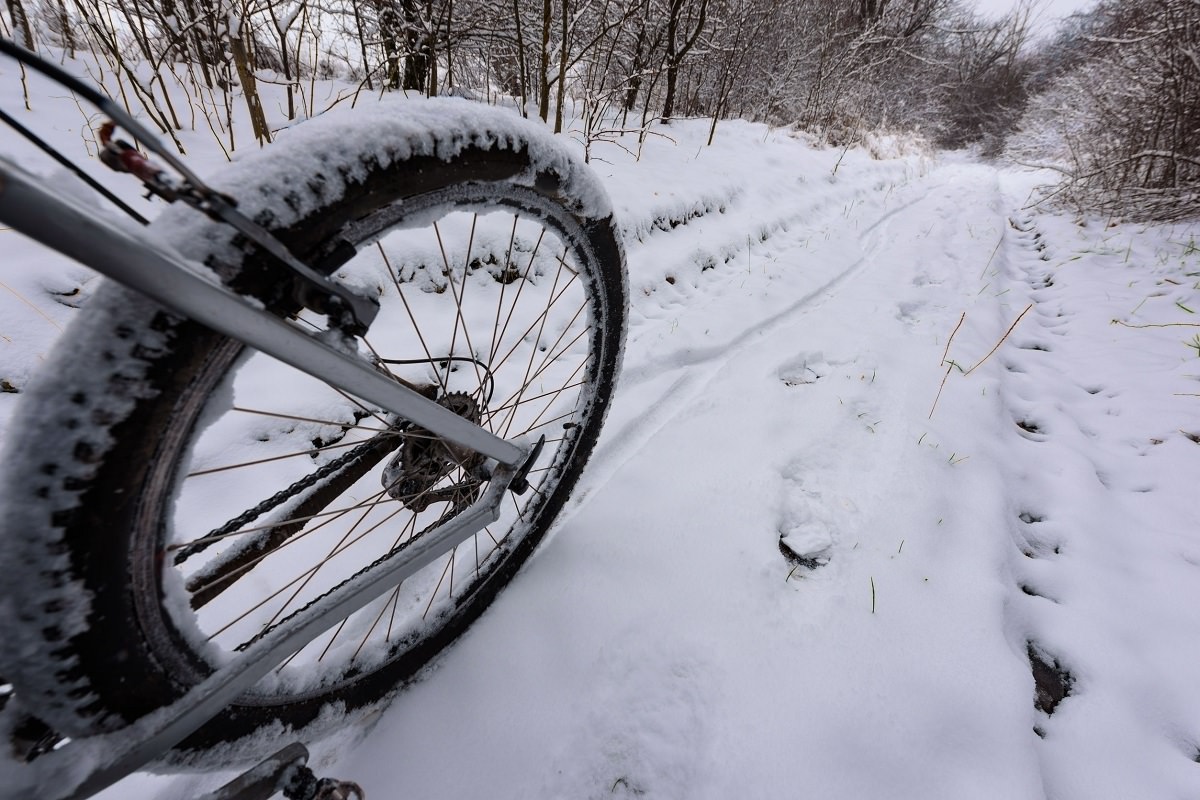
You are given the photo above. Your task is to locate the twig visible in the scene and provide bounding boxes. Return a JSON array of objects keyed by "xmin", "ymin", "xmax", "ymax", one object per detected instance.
[
  {"xmin": 928, "ymin": 364, "xmax": 954, "ymax": 420},
  {"xmin": 1113, "ymin": 320, "xmax": 1200, "ymax": 329},
  {"xmin": 964, "ymin": 304, "xmax": 1034, "ymax": 376},
  {"xmin": 941, "ymin": 312, "xmax": 966, "ymax": 366},
  {"xmin": 929, "ymin": 309, "xmax": 966, "ymax": 419},
  {"xmin": 979, "ymin": 232, "xmax": 1005, "ymax": 279}
]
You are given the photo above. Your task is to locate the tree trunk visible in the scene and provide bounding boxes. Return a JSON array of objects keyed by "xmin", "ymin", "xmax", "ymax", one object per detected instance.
[
  {"xmin": 230, "ymin": 32, "xmax": 272, "ymax": 145},
  {"xmin": 402, "ymin": 0, "xmax": 427, "ymax": 91},
  {"xmin": 426, "ymin": 0, "xmax": 438, "ymax": 96},
  {"xmin": 554, "ymin": 0, "xmax": 568, "ymax": 132},
  {"xmin": 538, "ymin": 0, "xmax": 552, "ymax": 122},
  {"xmin": 180, "ymin": 0, "xmax": 217, "ymax": 90},
  {"xmin": 352, "ymin": 1, "xmax": 375, "ymax": 90},
  {"xmin": 377, "ymin": 0, "xmax": 403, "ymax": 89},
  {"xmin": 6, "ymin": 0, "xmax": 36, "ymax": 50},
  {"xmin": 266, "ymin": 0, "xmax": 298, "ymax": 119},
  {"xmin": 623, "ymin": 23, "xmax": 648, "ymax": 113},
  {"xmin": 662, "ymin": 0, "xmax": 680, "ymax": 122},
  {"xmin": 661, "ymin": 0, "xmax": 706, "ymax": 124},
  {"xmin": 512, "ymin": 0, "xmax": 529, "ymax": 111},
  {"xmin": 57, "ymin": 0, "xmax": 74, "ymax": 55}
]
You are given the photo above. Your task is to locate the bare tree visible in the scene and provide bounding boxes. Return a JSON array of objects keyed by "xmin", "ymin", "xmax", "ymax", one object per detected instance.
[
  {"xmin": 934, "ymin": 2, "xmax": 1035, "ymax": 152},
  {"xmin": 229, "ymin": 4, "xmax": 272, "ymax": 143},
  {"xmin": 660, "ymin": 0, "xmax": 707, "ymax": 123},
  {"xmin": 1011, "ymin": 0, "xmax": 1200, "ymax": 220},
  {"xmin": 263, "ymin": 0, "xmax": 307, "ymax": 119}
]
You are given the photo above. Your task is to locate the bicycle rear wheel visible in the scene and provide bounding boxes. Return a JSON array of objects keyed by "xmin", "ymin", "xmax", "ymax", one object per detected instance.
[{"xmin": 0, "ymin": 98, "xmax": 625, "ymax": 759}]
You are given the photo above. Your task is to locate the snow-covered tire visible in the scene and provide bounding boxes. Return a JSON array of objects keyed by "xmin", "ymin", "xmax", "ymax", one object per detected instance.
[{"xmin": 0, "ymin": 98, "xmax": 625, "ymax": 761}]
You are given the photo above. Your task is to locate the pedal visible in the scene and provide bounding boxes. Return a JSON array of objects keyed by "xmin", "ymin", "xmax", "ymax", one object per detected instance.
[
  {"xmin": 195, "ymin": 742, "xmax": 365, "ymax": 800},
  {"xmin": 8, "ymin": 711, "xmax": 65, "ymax": 762}
]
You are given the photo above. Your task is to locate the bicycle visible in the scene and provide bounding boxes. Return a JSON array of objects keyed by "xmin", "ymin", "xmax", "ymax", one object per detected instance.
[{"xmin": 0, "ymin": 38, "xmax": 626, "ymax": 799}]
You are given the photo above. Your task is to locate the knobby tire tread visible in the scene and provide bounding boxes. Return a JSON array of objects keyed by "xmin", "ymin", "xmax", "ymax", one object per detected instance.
[{"xmin": 0, "ymin": 110, "xmax": 626, "ymax": 760}]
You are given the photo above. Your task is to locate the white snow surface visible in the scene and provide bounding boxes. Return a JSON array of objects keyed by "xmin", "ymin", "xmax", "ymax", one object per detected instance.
[{"xmin": 3, "ymin": 66, "xmax": 1200, "ymax": 800}]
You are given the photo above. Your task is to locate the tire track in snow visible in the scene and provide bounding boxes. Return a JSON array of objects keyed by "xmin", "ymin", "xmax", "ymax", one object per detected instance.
[
  {"xmin": 620, "ymin": 162, "xmax": 924, "ymax": 329},
  {"xmin": 548, "ymin": 162, "xmax": 1050, "ymax": 799},
  {"xmin": 563, "ymin": 180, "xmax": 944, "ymax": 520},
  {"xmin": 621, "ymin": 188, "xmax": 933, "ymax": 387}
]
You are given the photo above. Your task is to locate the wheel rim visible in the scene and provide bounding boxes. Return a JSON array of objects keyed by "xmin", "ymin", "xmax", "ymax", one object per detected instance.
[{"xmin": 134, "ymin": 191, "xmax": 607, "ymax": 700}]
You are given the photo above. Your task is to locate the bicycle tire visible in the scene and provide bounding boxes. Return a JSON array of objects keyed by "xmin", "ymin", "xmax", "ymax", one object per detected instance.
[{"xmin": 0, "ymin": 98, "xmax": 626, "ymax": 759}]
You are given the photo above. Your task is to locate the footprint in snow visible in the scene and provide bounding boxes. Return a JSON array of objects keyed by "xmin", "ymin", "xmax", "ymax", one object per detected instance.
[
  {"xmin": 895, "ymin": 299, "xmax": 925, "ymax": 326},
  {"xmin": 777, "ymin": 465, "xmax": 841, "ymax": 571},
  {"xmin": 1015, "ymin": 511, "xmax": 1062, "ymax": 559},
  {"xmin": 537, "ymin": 645, "xmax": 713, "ymax": 800},
  {"xmin": 1014, "ymin": 417, "xmax": 1048, "ymax": 441},
  {"xmin": 777, "ymin": 351, "xmax": 837, "ymax": 386}
]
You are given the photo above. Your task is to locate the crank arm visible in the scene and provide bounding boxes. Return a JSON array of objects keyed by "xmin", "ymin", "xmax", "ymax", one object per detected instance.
[
  {"xmin": 0, "ymin": 158, "xmax": 525, "ymax": 467},
  {"xmin": 26, "ymin": 460, "xmax": 523, "ymax": 800}
]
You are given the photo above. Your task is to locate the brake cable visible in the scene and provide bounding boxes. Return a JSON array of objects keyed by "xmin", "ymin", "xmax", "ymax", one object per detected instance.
[{"xmin": 0, "ymin": 106, "xmax": 149, "ymax": 224}]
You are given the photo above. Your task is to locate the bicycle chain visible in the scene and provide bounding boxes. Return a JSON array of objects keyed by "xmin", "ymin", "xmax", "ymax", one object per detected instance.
[{"xmin": 173, "ymin": 427, "xmax": 405, "ymax": 565}]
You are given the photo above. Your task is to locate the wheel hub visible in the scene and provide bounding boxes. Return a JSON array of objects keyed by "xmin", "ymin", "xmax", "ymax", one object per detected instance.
[{"xmin": 381, "ymin": 391, "xmax": 485, "ymax": 513}]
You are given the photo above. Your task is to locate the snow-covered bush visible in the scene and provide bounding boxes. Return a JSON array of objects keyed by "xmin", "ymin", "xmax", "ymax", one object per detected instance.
[{"xmin": 1008, "ymin": 0, "xmax": 1200, "ymax": 221}]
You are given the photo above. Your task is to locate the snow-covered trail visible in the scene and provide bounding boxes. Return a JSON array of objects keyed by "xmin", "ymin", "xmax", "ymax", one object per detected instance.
[
  {"xmin": 4, "ymin": 96, "xmax": 1197, "ymax": 799},
  {"xmin": 322, "ymin": 133, "xmax": 1200, "ymax": 798},
  {"xmin": 323, "ymin": 155, "xmax": 1062, "ymax": 799}
]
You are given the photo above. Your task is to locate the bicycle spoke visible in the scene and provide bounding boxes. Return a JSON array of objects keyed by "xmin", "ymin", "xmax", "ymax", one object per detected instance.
[
  {"xmin": 487, "ymin": 334, "xmax": 589, "ymax": 435},
  {"xmin": 185, "ymin": 435, "xmax": 395, "ymax": 478},
  {"xmin": 515, "ymin": 408, "xmax": 584, "ymax": 438},
  {"xmin": 491, "ymin": 227, "xmax": 546, "ymax": 366},
  {"xmin": 209, "ymin": 498, "xmax": 408, "ymax": 642},
  {"xmin": 386, "ymin": 249, "xmax": 450, "ymax": 397},
  {"xmin": 488, "ymin": 215, "xmax": 522, "ymax": 366},
  {"xmin": 194, "ymin": 455, "xmax": 448, "ymax": 614},
  {"xmin": 231, "ymin": 406, "xmax": 387, "ymax": 434},
  {"xmin": 348, "ymin": 584, "xmax": 403, "ymax": 663},
  {"xmin": 195, "ymin": 453, "xmax": 469, "ymax": 643},
  {"xmin": 319, "ymin": 512, "xmax": 423, "ymax": 664},
  {"xmin": 422, "ymin": 548, "xmax": 456, "ymax": 620},
  {"xmin": 168, "ymin": 494, "xmax": 412, "ymax": 553},
  {"xmin": 488, "ymin": 259, "xmax": 580, "ymax": 378},
  {"xmin": 328, "ymin": 387, "xmax": 394, "ymax": 431},
  {"xmin": 486, "ymin": 379, "xmax": 586, "ymax": 421},
  {"xmin": 158, "ymin": 202, "xmax": 612, "ymax": 688},
  {"xmin": 185, "ymin": 486, "xmax": 395, "ymax": 608},
  {"xmin": 498, "ymin": 248, "xmax": 569, "ymax": 439},
  {"xmin": 313, "ymin": 617, "xmax": 350, "ymax": 666},
  {"xmin": 434, "ymin": 217, "xmax": 488, "ymax": 395}
]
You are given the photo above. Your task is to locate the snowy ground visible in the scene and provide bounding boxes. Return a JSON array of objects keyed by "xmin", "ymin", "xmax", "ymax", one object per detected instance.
[{"xmin": 3, "ymin": 66, "xmax": 1200, "ymax": 800}]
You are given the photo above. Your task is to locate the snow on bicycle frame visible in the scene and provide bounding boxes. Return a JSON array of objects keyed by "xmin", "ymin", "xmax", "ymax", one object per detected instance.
[{"xmin": 0, "ymin": 36, "xmax": 625, "ymax": 800}]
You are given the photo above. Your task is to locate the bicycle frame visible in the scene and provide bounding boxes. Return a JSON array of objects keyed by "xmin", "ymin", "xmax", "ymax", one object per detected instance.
[
  {"xmin": 0, "ymin": 155, "xmax": 537, "ymax": 798},
  {"xmin": 0, "ymin": 160, "xmax": 527, "ymax": 469}
]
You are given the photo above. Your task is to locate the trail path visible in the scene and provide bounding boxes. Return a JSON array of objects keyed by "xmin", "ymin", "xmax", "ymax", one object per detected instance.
[
  {"xmin": 2, "ymin": 105, "xmax": 1196, "ymax": 800},
  {"xmin": 325, "ymin": 139, "xmax": 1200, "ymax": 799}
]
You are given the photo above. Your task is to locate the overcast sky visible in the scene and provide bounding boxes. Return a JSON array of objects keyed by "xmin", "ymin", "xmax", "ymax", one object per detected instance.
[{"xmin": 971, "ymin": 0, "xmax": 1100, "ymax": 24}]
